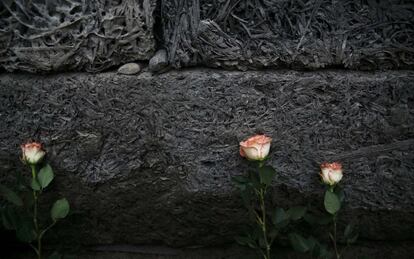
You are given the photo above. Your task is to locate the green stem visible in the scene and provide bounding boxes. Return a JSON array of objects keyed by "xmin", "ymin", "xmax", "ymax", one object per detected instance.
[
  {"xmin": 330, "ymin": 185, "xmax": 340, "ymax": 259},
  {"xmin": 31, "ymin": 165, "xmax": 41, "ymax": 259},
  {"xmin": 29, "ymin": 244, "xmax": 39, "ymax": 256},
  {"xmin": 256, "ymin": 161, "xmax": 271, "ymax": 259},
  {"xmin": 331, "ymin": 215, "xmax": 340, "ymax": 259},
  {"xmin": 40, "ymin": 221, "xmax": 56, "ymax": 239},
  {"xmin": 259, "ymin": 161, "xmax": 265, "ymax": 168},
  {"xmin": 258, "ymin": 187, "xmax": 271, "ymax": 259}
]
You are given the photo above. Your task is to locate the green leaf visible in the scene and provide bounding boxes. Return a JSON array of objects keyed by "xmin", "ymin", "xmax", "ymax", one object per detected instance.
[
  {"xmin": 273, "ymin": 208, "xmax": 289, "ymax": 227},
  {"xmin": 1, "ymin": 207, "xmax": 17, "ymax": 230},
  {"xmin": 248, "ymin": 170, "xmax": 261, "ymax": 189},
  {"xmin": 16, "ymin": 218, "xmax": 35, "ymax": 243},
  {"xmin": 2, "ymin": 206, "xmax": 22, "ymax": 230},
  {"xmin": 347, "ymin": 233, "xmax": 359, "ymax": 244},
  {"xmin": 317, "ymin": 215, "xmax": 332, "ymax": 225},
  {"xmin": 240, "ymin": 188, "xmax": 252, "ymax": 207},
  {"xmin": 289, "ymin": 233, "xmax": 311, "ymax": 253},
  {"xmin": 235, "ymin": 184, "xmax": 246, "ymax": 191},
  {"xmin": 2, "ymin": 212, "xmax": 13, "ymax": 230},
  {"xmin": 31, "ymin": 178, "xmax": 41, "ymax": 191},
  {"xmin": 312, "ymin": 242, "xmax": 331, "ymax": 259},
  {"xmin": 48, "ymin": 251, "xmax": 62, "ymax": 259},
  {"xmin": 303, "ymin": 214, "xmax": 317, "ymax": 224},
  {"xmin": 304, "ymin": 213, "xmax": 331, "ymax": 225},
  {"xmin": 0, "ymin": 185, "xmax": 23, "ymax": 207},
  {"xmin": 235, "ymin": 236, "xmax": 256, "ymax": 249},
  {"xmin": 258, "ymin": 165, "xmax": 276, "ymax": 186},
  {"xmin": 344, "ymin": 223, "xmax": 359, "ymax": 244},
  {"xmin": 38, "ymin": 164, "xmax": 54, "ymax": 189},
  {"xmin": 287, "ymin": 206, "xmax": 307, "ymax": 221},
  {"xmin": 232, "ymin": 176, "xmax": 252, "ymax": 192},
  {"xmin": 235, "ymin": 236, "xmax": 249, "ymax": 246},
  {"xmin": 51, "ymin": 198, "xmax": 70, "ymax": 221},
  {"xmin": 324, "ymin": 190, "xmax": 341, "ymax": 215},
  {"xmin": 232, "ymin": 176, "xmax": 249, "ymax": 184},
  {"xmin": 335, "ymin": 187, "xmax": 345, "ymax": 203},
  {"xmin": 344, "ymin": 224, "xmax": 353, "ymax": 238},
  {"xmin": 306, "ymin": 236, "xmax": 317, "ymax": 251}
]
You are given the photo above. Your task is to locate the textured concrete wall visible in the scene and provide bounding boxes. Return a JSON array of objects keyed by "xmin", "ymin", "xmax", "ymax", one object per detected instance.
[
  {"xmin": 0, "ymin": 70, "xmax": 413, "ymax": 250},
  {"xmin": 0, "ymin": 0, "xmax": 156, "ymax": 72},
  {"xmin": 163, "ymin": 0, "xmax": 414, "ymax": 70},
  {"xmin": 2, "ymin": 0, "xmax": 414, "ymax": 73}
]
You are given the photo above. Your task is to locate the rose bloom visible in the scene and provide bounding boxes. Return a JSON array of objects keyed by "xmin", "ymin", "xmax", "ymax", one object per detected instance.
[
  {"xmin": 21, "ymin": 142, "xmax": 46, "ymax": 165},
  {"xmin": 239, "ymin": 135, "xmax": 272, "ymax": 161},
  {"xmin": 320, "ymin": 162, "xmax": 343, "ymax": 186}
]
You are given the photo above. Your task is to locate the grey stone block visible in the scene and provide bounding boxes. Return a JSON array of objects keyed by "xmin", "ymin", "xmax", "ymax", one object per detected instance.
[
  {"xmin": 0, "ymin": 70, "xmax": 413, "ymax": 248},
  {"xmin": 162, "ymin": 0, "xmax": 414, "ymax": 70},
  {"xmin": 0, "ymin": 0, "xmax": 156, "ymax": 73}
]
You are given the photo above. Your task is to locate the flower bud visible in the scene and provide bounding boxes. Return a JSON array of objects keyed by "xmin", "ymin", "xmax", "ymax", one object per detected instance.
[
  {"xmin": 21, "ymin": 142, "xmax": 46, "ymax": 165},
  {"xmin": 320, "ymin": 162, "xmax": 343, "ymax": 186},
  {"xmin": 239, "ymin": 135, "xmax": 272, "ymax": 161}
]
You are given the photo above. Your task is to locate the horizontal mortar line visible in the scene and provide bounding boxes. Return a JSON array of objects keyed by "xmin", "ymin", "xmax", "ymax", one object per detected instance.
[{"xmin": 324, "ymin": 139, "xmax": 414, "ymax": 160}]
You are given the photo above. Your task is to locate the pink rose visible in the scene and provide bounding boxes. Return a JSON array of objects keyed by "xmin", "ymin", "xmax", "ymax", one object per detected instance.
[
  {"xmin": 320, "ymin": 162, "xmax": 343, "ymax": 186},
  {"xmin": 21, "ymin": 142, "xmax": 46, "ymax": 165},
  {"xmin": 239, "ymin": 135, "xmax": 272, "ymax": 161}
]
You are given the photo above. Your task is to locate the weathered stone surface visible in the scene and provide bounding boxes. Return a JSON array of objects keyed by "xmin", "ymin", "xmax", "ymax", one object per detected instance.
[
  {"xmin": 148, "ymin": 49, "xmax": 168, "ymax": 72},
  {"xmin": 162, "ymin": 0, "xmax": 414, "ymax": 70},
  {"xmin": 118, "ymin": 63, "xmax": 142, "ymax": 75},
  {"xmin": 0, "ymin": 0, "xmax": 156, "ymax": 73},
  {"xmin": 0, "ymin": 70, "xmax": 413, "ymax": 249}
]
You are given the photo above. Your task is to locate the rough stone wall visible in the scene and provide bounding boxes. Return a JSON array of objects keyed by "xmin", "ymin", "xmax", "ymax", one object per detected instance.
[
  {"xmin": 0, "ymin": 70, "xmax": 413, "ymax": 248},
  {"xmin": 1, "ymin": 0, "xmax": 414, "ymax": 73},
  {"xmin": 162, "ymin": 0, "xmax": 414, "ymax": 70},
  {"xmin": 0, "ymin": 0, "xmax": 414, "ymax": 257},
  {"xmin": 0, "ymin": 0, "xmax": 156, "ymax": 72}
]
